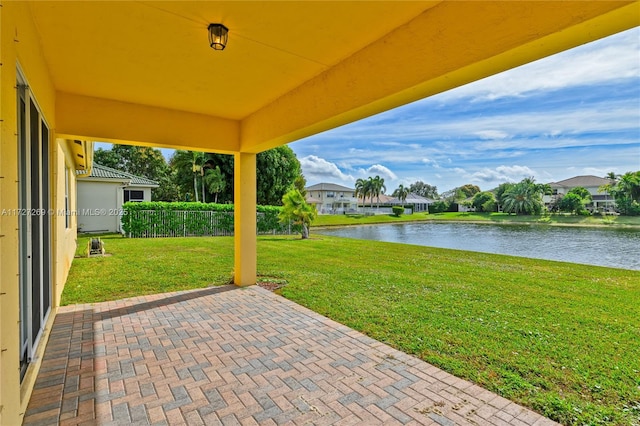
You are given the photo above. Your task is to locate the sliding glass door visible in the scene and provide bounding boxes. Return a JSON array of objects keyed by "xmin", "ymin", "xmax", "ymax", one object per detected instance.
[{"xmin": 17, "ymin": 74, "xmax": 52, "ymax": 380}]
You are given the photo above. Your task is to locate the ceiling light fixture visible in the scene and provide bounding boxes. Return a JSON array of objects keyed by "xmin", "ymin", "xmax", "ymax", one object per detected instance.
[{"xmin": 208, "ymin": 23, "xmax": 229, "ymax": 51}]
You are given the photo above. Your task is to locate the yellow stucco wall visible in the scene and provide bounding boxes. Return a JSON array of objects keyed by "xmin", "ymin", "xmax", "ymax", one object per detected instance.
[
  {"xmin": 0, "ymin": 3, "xmax": 78, "ymax": 424},
  {"xmin": 56, "ymin": 92, "xmax": 241, "ymax": 154},
  {"xmin": 54, "ymin": 140, "xmax": 80, "ymax": 307}
]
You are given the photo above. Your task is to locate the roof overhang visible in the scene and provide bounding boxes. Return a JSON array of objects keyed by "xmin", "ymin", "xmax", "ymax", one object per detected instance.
[
  {"xmin": 24, "ymin": 1, "xmax": 639, "ymax": 153},
  {"xmin": 66, "ymin": 139, "xmax": 93, "ymax": 175}
]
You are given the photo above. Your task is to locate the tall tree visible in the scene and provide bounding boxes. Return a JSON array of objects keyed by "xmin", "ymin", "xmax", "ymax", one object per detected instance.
[
  {"xmin": 354, "ymin": 178, "xmax": 371, "ymax": 212},
  {"xmin": 459, "ymin": 184, "xmax": 481, "ymax": 198},
  {"xmin": 439, "ymin": 184, "xmax": 480, "ymax": 203},
  {"xmin": 494, "ymin": 182, "xmax": 515, "ymax": 212},
  {"xmin": 609, "ymin": 171, "xmax": 640, "ymax": 215},
  {"xmin": 471, "ymin": 191, "xmax": 496, "ymax": 212},
  {"xmin": 170, "ymin": 150, "xmax": 203, "ymax": 202},
  {"xmin": 256, "ymin": 146, "xmax": 302, "ymax": 206},
  {"xmin": 393, "ymin": 184, "xmax": 409, "ymax": 204},
  {"xmin": 502, "ymin": 177, "xmax": 548, "ymax": 215},
  {"xmin": 408, "ymin": 181, "xmax": 438, "ymax": 199},
  {"xmin": 94, "ymin": 144, "xmax": 175, "ymax": 201},
  {"xmin": 204, "ymin": 166, "xmax": 226, "ymax": 203},
  {"xmin": 170, "ymin": 146, "xmax": 301, "ymax": 205},
  {"xmin": 371, "ymin": 175, "xmax": 386, "ymax": 209},
  {"xmin": 605, "ymin": 172, "xmax": 619, "ymax": 182}
]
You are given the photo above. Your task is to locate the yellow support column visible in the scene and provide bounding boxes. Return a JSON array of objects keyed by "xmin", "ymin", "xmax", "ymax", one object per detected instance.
[{"xmin": 233, "ymin": 152, "xmax": 257, "ymax": 286}]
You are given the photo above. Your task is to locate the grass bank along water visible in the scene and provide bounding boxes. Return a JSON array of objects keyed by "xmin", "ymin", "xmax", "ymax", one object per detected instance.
[
  {"xmin": 65, "ymin": 234, "xmax": 640, "ymax": 425},
  {"xmin": 312, "ymin": 211, "xmax": 640, "ymax": 229}
]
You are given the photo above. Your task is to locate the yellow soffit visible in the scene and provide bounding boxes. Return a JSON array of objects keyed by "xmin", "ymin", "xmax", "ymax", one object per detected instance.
[
  {"xmin": 68, "ymin": 140, "xmax": 93, "ymax": 175},
  {"xmin": 240, "ymin": 1, "xmax": 640, "ymax": 152}
]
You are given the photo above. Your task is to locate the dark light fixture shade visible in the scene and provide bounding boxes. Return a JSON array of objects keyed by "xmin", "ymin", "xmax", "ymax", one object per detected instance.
[{"xmin": 208, "ymin": 23, "xmax": 229, "ymax": 50}]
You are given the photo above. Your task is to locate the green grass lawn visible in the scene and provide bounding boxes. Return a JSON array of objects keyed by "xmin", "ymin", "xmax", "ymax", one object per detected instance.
[
  {"xmin": 65, "ymin": 233, "xmax": 640, "ymax": 425},
  {"xmin": 313, "ymin": 211, "xmax": 640, "ymax": 228}
]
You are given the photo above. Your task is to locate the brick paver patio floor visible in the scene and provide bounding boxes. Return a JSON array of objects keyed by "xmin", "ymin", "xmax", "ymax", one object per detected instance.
[{"xmin": 24, "ymin": 285, "xmax": 558, "ymax": 425}]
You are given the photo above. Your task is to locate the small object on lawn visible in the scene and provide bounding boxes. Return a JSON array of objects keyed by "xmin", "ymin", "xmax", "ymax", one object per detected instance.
[{"xmin": 87, "ymin": 238, "xmax": 105, "ymax": 257}]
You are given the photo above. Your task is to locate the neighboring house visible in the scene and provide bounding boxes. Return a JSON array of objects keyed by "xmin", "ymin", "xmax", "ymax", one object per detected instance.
[
  {"xmin": 544, "ymin": 175, "xmax": 615, "ymax": 212},
  {"xmin": 402, "ymin": 193, "xmax": 434, "ymax": 212},
  {"xmin": 361, "ymin": 193, "xmax": 433, "ymax": 213},
  {"xmin": 77, "ymin": 164, "xmax": 159, "ymax": 233},
  {"xmin": 305, "ymin": 183, "xmax": 357, "ymax": 214}
]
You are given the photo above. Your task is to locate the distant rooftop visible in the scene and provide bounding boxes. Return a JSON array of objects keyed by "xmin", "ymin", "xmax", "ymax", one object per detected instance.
[
  {"xmin": 550, "ymin": 175, "xmax": 611, "ymax": 188},
  {"xmin": 78, "ymin": 164, "xmax": 159, "ymax": 187},
  {"xmin": 306, "ymin": 183, "xmax": 354, "ymax": 192}
]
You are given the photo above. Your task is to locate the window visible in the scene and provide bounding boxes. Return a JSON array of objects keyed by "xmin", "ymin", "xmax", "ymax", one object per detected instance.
[
  {"xmin": 326, "ymin": 191, "xmax": 335, "ymax": 198},
  {"xmin": 124, "ymin": 189, "xmax": 145, "ymax": 202}
]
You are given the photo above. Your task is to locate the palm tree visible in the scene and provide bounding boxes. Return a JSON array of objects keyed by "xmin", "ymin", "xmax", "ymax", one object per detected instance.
[
  {"xmin": 393, "ymin": 184, "xmax": 409, "ymax": 205},
  {"xmin": 502, "ymin": 177, "xmax": 546, "ymax": 215},
  {"xmin": 605, "ymin": 172, "xmax": 619, "ymax": 182},
  {"xmin": 190, "ymin": 151, "xmax": 205, "ymax": 202},
  {"xmin": 598, "ymin": 173, "xmax": 618, "ymax": 210},
  {"xmin": 204, "ymin": 166, "xmax": 226, "ymax": 203},
  {"xmin": 355, "ymin": 178, "xmax": 372, "ymax": 213},
  {"xmin": 170, "ymin": 150, "xmax": 205, "ymax": 202},
  {"xmin": 371, "ymin": 175, "xmax": 386, "ymax": 210},
  {"xmin": 279, "ymin": 189, "xmax": 317, "ymax": 239},
  {"xmin": 616, "ymin": 171, "xmax": 640, "ymax": 202}
]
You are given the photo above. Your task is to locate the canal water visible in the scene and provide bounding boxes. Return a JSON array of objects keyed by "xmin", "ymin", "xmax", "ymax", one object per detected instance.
[{"xmin": 316, "ymin": 222, "xmax": 640, "ymax": 270}]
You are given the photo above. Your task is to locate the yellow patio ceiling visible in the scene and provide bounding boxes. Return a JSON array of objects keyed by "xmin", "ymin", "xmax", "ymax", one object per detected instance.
[
  {"xmin": 29, "ymin": 1, "xmax": 439, "ymax": 120},
  {"xmin": 27, "ymin": 1, "xmax": 638, "ymax": 153}
]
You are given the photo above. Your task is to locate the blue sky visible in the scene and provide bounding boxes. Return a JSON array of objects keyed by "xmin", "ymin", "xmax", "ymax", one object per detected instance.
[{"xmin": 291, "ymin": 28, "xmax": 640, "ymax": 193}]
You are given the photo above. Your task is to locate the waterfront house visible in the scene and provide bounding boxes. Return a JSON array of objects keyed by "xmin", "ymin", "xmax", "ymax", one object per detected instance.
[
  {"xmin": 360, "ymin": 192, "xmax": 433, "ymax": 214},
  {"xmin": 305, "ymin": 183, "xmax": 357, "ymax": 214},
  {"xmin": 545, "ymin": 175, "xmax": 616, "ymax": 212}
]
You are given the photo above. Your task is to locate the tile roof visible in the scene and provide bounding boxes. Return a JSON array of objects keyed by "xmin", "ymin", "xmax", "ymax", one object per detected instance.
[
  {"xmin": 78, "ymin": 164, "xmax": 159, "ymax": 186},
  {"xmin": 305, "ymin": 183, "xmax": 354, "ymax": 192},
  {"xmin": 550, "ymin": 175, "xmax": 610, "ymax": 188}
]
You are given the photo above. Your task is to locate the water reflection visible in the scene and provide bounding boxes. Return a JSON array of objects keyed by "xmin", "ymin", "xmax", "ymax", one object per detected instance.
[{"xmin": 317, "ymin": 223, "xmax": 640, "ymax": 270}]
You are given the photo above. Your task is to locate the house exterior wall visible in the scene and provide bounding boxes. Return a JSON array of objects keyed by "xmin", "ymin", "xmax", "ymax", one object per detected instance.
[
  {"xmin": 77, "ymin": 181, "xmax": 153, "ymax": 233},
  {"xmin": 307, "ymin": 187, "xmax": 357, "ymax": 214},
  {"xmin": 77, "ymin": 181, "xmax": 121, "ymax": 233},
  {"xmin": 0, "ymin": 3, "xmax": 79, "ymax": 424}
]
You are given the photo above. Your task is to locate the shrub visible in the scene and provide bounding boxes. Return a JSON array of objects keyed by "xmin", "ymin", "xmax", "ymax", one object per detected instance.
[
  {"xmin": 429, "ymin": 201, "xmax": 450, "ymax": 214},
  {"xmin": 392, "ymin": 206, "xmax": 404, "ymax": 217}
]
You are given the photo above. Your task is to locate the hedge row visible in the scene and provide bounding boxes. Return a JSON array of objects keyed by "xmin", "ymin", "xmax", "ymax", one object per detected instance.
[{"xmin": 121, "ymin": 202, "xmax": 299, "ymax": 237}]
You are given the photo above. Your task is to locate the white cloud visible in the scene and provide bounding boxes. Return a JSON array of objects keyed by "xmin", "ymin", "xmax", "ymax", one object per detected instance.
[
  {"xmin": 474, "ymin": 130, "xmax": 509, "ymax": 140},
  {"xmin": 437, "ymin": 28, "xmax": 639, "ymax": 102},
  {"xmin": 299, "ymin": 155, "xmax": 355, "ymax": 184},
  {"xmin": 422, "ymin": 157, "xmax": 440, "ymax": 168},
  {"xmin": 362, "ymin": 164, "xmax": 398, "ymax": 180},
  {"xmin": 468, "ymin": 165, "xmax": 537, "ymax": 183}
]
